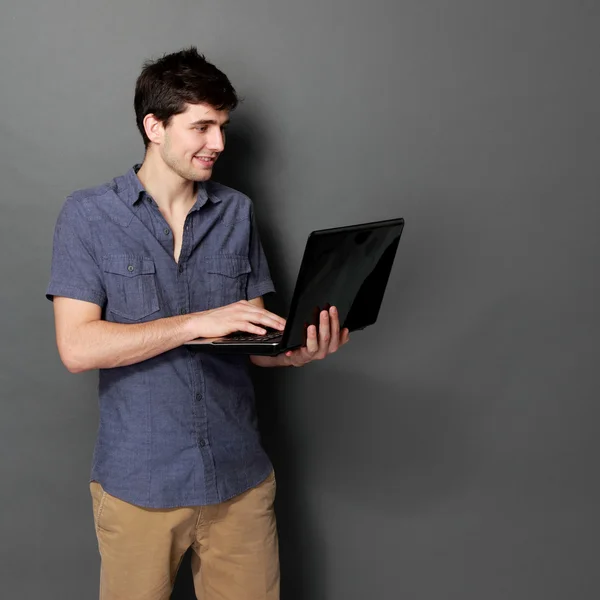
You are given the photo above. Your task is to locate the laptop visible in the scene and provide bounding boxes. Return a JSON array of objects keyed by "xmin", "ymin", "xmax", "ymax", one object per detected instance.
[{"xmin": 184, "ymin": 217, "xmax": 405, "ymax": 355}]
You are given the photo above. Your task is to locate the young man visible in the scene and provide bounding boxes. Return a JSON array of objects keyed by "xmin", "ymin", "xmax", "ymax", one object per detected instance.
[{"xmin": 46, "ymin": 47, "xmax": 349, "ymax": 600}]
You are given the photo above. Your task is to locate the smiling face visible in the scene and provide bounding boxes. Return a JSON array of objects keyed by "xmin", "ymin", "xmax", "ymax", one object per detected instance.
[{"xmin": 151, "ymin": 102, "xmax": 230, "ymax": 182}]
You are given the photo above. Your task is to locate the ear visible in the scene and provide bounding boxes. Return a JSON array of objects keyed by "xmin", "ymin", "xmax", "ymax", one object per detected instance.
[{"xmin": 143, "ymin": 113, "xmax": 165, "ymax": 145}]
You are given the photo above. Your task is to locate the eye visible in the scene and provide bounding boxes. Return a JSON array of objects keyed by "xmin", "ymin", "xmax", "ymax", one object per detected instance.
[{"xmin": 196, "ymin": 126, "xmax": 208, "ymax": 133}]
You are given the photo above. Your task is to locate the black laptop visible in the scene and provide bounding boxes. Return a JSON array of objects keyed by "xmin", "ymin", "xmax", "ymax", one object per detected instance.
[{"xmin": 184, "ymin": 217, "xmax": 405, "ymax": 355}]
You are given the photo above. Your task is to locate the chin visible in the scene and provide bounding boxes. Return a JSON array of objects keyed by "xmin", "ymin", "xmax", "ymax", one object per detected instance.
[
  {"xmin": 194, "ymin": 170, "xmax": 213, "ymax": 182},
  {"xmin": 185, "ymin": 166, "xmax": 212, "ymax": 182}
]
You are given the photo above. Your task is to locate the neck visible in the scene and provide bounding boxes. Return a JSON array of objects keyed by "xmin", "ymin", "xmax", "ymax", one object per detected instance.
[{"xmin": 136, "ymin": 150, "xmax": 198, "ymax": 212}]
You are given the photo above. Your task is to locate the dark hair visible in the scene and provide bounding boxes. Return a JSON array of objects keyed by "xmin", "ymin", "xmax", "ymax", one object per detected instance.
[{"xmin": 134, "ymin": 47, "xmax": 239, "ymax": 147}]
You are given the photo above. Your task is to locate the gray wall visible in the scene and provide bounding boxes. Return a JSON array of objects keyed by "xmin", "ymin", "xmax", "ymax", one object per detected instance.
[{"xmin": 1, "ymin": 1, "xmax": 599, "ymax": 598}]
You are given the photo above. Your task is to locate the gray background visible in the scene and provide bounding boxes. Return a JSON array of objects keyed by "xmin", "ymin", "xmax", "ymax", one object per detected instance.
[{"xmin": 1, "ymin": 0, "xmax": 599, "ymax": 598}]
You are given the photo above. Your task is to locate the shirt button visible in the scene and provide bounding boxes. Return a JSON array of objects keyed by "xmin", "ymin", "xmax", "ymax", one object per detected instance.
[
  {"xmin": 127, "ymin": 265, "xmax": 134, "ymax": 272},
  {"xmin": 199, "ymin": 439, "xmax": 207, "ymax": 447},
  {"xmin": 178, "ymin": 265, "xmax": 184, "ymax": 273},
  {"xmin": 179, "ymin": 308, "xmax": 187, "ymax": 315},
  {"xmin": 164, "ymin": 228, "xmax": 171, "ymax": 236},
  {"xmin": 195, "ymin": 393, "xmax": 202, "ymax": 401}
]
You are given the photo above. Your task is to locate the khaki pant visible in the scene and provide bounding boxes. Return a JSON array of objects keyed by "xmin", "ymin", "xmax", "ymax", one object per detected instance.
[{"xmin": 90, "ymin": 472, "xmax": 279, "ymax": 600}]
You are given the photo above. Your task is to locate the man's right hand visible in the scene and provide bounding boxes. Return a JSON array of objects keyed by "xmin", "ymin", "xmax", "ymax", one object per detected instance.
[
  {"xmin": 192, "ymin": 300, "xmax": 286, "ymax": 339},
  {"xmin": 52, "ymin": 297, "xmax": 286, "ymax": 373}
]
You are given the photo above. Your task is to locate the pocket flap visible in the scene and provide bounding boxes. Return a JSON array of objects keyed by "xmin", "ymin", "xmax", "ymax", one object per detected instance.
[
  {"xmin": 103, "ymin": 256, "xmax": 156, "ymax": 277},
  {"xmin": 205, "ymin": 255, "xmax": 251, "ymax": 278}
]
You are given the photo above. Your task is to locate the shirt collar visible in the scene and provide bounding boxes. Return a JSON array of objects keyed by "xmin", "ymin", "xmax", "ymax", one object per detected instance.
[{"xmin": 124, "ymin": 165, "xmax": 221, "ymax": 208}]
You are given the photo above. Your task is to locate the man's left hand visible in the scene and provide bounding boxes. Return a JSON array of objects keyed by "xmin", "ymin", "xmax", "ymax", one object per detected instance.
[{"xmin": 283, "ymin": 306, "xmax": 350, "ymax": 367}]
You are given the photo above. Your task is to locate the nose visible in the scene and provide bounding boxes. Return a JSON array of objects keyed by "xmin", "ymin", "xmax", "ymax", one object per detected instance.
[{"xmin": 207, "ymin": 127, "xmax": 225, "ymax": 153}]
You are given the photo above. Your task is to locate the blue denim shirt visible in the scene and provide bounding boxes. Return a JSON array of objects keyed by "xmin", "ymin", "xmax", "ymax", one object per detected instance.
[{"xmin": 47, "ymin": 166, "xmax": 275, "ymax": 508}]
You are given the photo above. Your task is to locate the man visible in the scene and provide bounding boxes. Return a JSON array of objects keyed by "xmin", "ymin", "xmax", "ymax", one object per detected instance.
[{"xmin": 46, "ymin": 47, "xmax": 349, "ymax": 600}]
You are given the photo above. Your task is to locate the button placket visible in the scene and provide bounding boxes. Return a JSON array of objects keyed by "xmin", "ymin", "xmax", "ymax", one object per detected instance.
[
  {"xmin": 195, "ymin": 392, "xmax": 208, "ymax": 448},
  {"xmin": 191, "ymin": 356, "xmax": 210, "ymax": 456}
]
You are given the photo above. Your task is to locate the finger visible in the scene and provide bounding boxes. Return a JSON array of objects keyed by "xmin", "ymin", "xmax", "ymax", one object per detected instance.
[
  {"xmin": 305, "ymin": 324, "xmax": 319, "ymax": 354},
  {"xmin": 259, "ymin": 310, "xmax": 286, "ymax": 329},
  {"xmin": 243, "ymin": 308, "xmax": 286, "ymax": 330},
  {"xmin": 234, "ymin": 302, "xmax": 286, "ymax": 327},
  {"xmin": 328, "ymin": 306, "xmax": 340, "ymax": 353},
  {"xmin": 340, "ymin": 328, "xmax": 350, "ymax": 345},
  {"xmin": 246, "ymin": 307, "xmax": 286, "ymax": 327},
  {"xmin": 264, "ymin": 312, "xmax": 287, "ymax": 329},
  {"xmin": 238, "ymin": 322, "xmax": 268, "ymax": 335},
  {"xmin": 315, "ymin": 310, "xmax": 330, "ymax": 359}
]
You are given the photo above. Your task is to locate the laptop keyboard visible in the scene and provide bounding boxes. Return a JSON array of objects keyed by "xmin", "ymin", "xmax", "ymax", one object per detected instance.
[{"xmin": 214, "ymin": 330, "xmax": 283, "ymax": 344}]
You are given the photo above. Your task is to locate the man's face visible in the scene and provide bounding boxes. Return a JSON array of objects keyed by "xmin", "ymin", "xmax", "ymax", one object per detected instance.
[{"xmin": 159, "ymin": 102, "xmax": 229, "ymax": 182}]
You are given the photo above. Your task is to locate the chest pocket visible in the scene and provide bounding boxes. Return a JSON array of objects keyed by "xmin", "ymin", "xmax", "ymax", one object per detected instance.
[
  {"xmin": 205, "ymin": 255, "xmax": 251, "ymax": 308},
  {"xmin": 102, "ymin": 256, "xmax": 160, "ymax": 321}
]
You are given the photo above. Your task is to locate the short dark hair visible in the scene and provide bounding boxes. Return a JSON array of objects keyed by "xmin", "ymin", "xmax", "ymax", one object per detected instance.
[{"xmin": 134, "ymin": 47, "xmax": 239, "ymax": 147}]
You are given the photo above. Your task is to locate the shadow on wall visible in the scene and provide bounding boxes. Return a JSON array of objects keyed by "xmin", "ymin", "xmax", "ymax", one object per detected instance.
[
  {"xmin": 213, "ymin": 114, "xmax": 292, "ymax": 309},
  {"xmin": 260, "ymin": 363, "xmax": 474, "ymax": 600},
  {"xmin": 276, "ymin": 368, "xmax": 474, "ymax": 513}
]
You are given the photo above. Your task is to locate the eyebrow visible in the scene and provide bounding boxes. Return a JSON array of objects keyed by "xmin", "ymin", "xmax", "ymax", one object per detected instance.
[{"xmin": 190, "ymin": 119, "xmax": 230, "ymax": 127}]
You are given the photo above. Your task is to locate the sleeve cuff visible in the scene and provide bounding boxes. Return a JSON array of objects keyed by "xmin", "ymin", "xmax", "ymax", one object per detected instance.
[
  {"xmin": 46, "ymin": 283, "xmax": 105, "ymax": 307},
  {"xmin": 247, "ymin": 280, "xmax": 276, "ymax": 300}
]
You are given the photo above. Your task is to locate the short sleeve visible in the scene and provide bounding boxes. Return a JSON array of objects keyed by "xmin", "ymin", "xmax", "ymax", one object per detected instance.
[
  {"xmin": 46, "ymin": 197, "xmax": 106, "ymax": 306},
  {"xmin": 246, "ymin": 206, "xmax": 276, "ymax": 300}
]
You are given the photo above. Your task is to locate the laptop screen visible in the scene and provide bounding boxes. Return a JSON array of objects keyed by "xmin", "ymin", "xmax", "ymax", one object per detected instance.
[{"xmin": 282, "ymin": 219, "xmax": 404, "ymax": 351}]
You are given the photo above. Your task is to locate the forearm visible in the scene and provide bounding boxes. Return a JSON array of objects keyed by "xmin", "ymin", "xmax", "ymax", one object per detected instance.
[
  {"xmin": 249, "ymin": 353, "xmax": 292, "ymax": 368},
  {"xmin": 61, "ymin": 315, "xmax": 197, "ymax": 372}
]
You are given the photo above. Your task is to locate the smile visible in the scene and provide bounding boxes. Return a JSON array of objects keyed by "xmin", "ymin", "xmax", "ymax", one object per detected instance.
[{"xmin": 194, "ymin": 156, "xmax": 216, "ymax": 164}]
